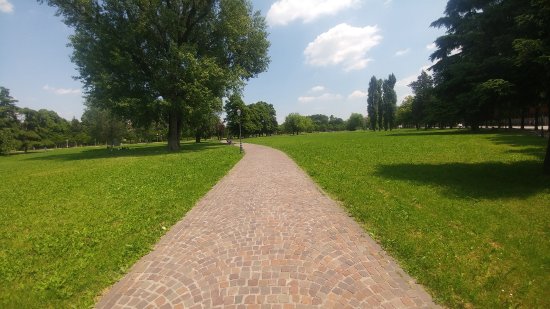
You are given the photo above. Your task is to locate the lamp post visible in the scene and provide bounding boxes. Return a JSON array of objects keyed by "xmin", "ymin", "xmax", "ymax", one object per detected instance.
[{"xmin": 237, "ymin": 108, "xmax": 243, "ymax": 153}]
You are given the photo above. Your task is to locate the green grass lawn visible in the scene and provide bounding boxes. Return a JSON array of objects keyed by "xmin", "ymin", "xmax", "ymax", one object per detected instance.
[
  {"xmin": 0, "ymin": 141, "xmax": 241, "ymax": 308},
  {"xmin": 248, "ymin": 130, "xmax": 549, "ymax": 308}
]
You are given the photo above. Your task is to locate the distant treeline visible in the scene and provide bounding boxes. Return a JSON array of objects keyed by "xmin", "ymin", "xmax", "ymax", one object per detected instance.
[{"xmin": 0, "ymin": 86, "xmax": 222, "ymax": 154}]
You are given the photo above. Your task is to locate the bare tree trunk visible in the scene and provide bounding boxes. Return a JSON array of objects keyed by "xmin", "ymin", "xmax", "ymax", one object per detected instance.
[
  {"xmin": 521, "ymin": 108, "xmax": 525, "ymax": 130},
  {"xmin": 544, "ymin": 135, "xmax": 550, "ymax": 175},
  {"xmin": 168, "ymin": 111, "xmax": 181, "ymax": 151},
  {"xmin": 535, "ymin": 106, "xmax": 539, "ymax": 130}
]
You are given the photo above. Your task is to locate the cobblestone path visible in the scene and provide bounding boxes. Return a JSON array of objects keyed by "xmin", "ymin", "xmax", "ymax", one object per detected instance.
[{"xmin": 96, "ymin": 143, "xmax": 439, "ymax": 308}]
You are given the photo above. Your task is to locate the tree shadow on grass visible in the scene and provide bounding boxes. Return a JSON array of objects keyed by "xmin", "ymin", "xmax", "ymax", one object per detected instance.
[
  {"xmin": 375, "ymin": 161, "xmax": 549, "ymax": 200},
  {"xmin": 487, "ymin": 133, "xmax": 547, "ymax": 160},
  {"xmin": 25, "ymin": 142, "xmax": 230, "ymax": 162},
  {"xmin": 387, "ymin": 128, "xmax": 543, "ymax": 138},
  {"xmin": 386, "ymin": 129, "xmax": 486, "ymax": 137},
  {"xmin": 487, "ymin": 132, "xmax": 547, "ymax": 147}
]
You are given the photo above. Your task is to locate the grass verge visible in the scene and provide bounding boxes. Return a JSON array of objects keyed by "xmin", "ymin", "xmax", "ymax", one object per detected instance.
[
  {"xmin": 248, "ymin": 130, "xmax": 549, "ymax": 308},
  {"xmin": 0, "ymin": 141, "xmax": 241, "ymax": 308}
]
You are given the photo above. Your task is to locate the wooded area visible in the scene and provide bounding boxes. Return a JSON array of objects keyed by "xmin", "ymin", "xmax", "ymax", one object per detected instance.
[{"xmin": 394, "ymin": 0, "xmax": 550, "ymax": 173}]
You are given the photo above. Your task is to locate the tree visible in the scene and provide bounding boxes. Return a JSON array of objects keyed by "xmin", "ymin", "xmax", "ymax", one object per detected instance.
[
  {"xmin": 40, "ymin": 0, "xmax": 270, "ymax": 151},
  {"xmin": 0, "ymin": 87, "xmax": 18, "ymax": 127},
  {"xmin": 430, "ymin": 0, "xmax": 550, "ymax": 173},
  {"xmin": 346, "ymin": 113, "xmax": 365, "ymax": 131},
  {"xmin": 397, "ymin": 96, "xmax": 414, "ymax": 128},
  {"xmin": 367, "ymin": 76, "xmax": 378, "ymax": 131},
  {"xmin": 224, "ymin": 94, "xmax": 247, "ymax": 137},
  {"xmin": 382, "ymin": 74, "xmax": 397, "ymax": 130},
  {"xmin": 375, "ymin": 79, "xmax": 384, "ymax": 131},
  {"xmin": 81, "ymin": 106, "xmax": 127, "ymax": 147},
  {"xmin": 283, "ymin": 113, "xmax": 311, "ymax": 135},
  {"xmin": 0, "ymin": 87, "xmax": 20, "ymax": 154},
  {"xmin": 186, "ymin": 96, "xmax": 223, "ymax": 143},
  {"xmin": 307, "ymin": 114, "xmax": 329, "ymax": 132},
  {"xmin": 328, "ymin": 115, "xmax": 345, "ymax": 131},
  {"xmin": 249, "ymin": 101, "xmax": 278, "ymax": 136},
  {"xmin": 409, "ymin": 71, "xmax": 435, "ymax": 129},
  {"xmin": 283, "ymin": 113, "xmax": 302, "ymax": 135}
]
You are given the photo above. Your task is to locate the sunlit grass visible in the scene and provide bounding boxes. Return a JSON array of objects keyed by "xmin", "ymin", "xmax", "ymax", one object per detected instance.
[
  {"xmin": 0, "ymin": 141, "xmax": 241, "ymax": 308},
  {"xmin": 248, "ymin": 130, "xmax": 549, "ymax": 308}
]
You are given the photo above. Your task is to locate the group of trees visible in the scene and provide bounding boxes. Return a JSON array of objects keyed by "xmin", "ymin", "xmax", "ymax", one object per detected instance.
[
  {"xmin": 396, "ymin": 71, "xmax": 456, "ymax": 129},
  {"xmin": 0, "ymin": 86, "xmax": 82, "ymax": 153},
  {"xmin": 224, "ymin": 94, "xmax": 278, "ymax": 138},
  {"xmin": 40, "ymin": 0, "xmax": 270, "ymax": 151},
  {"xmin": 0, "ymin": 86, "xmax": 182, "ymax": 154},
  {"xmin": 281, "ymin": 113, "xmax": 365, "ymax": 135},
  {"xmin": 397, "ymin": 0, "xmax": 550, "ymax": 173},
  {"xmin": 366, "ymin": 74, "xmax": 398, "ymax": 131}
]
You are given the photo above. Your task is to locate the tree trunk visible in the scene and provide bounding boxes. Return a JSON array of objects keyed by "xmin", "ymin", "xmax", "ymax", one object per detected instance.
[
  {"xmin": 195, "ymin": 132, "xmax": 201, "ymax": 143},
  {"xmin": 535, "ymin": 106, "xmax": 539, "ymax": 130},
  {"xmin": 508, "ymin": 117, "xmax": 512, "ymax": 129},
  {"xmin": 544, "ymin": 135, "xmax": 550, "ymax": 175},
  {"xmin": 520, "ymin": 108, "xmax": 525, "ymax": 130},
  {"xmin": 167, "ymin": 111, "xmax": 181, "ymax": 151}
]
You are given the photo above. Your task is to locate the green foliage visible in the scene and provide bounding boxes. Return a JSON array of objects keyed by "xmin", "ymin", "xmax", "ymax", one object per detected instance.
[
  {"xmin": 81, "ymin": 106, "xmax": 128, "ymax": 146},
  {"xmin": 409, "ymin": 71, "xmax": 436, "ymax": 129},
  {"xmin": 346, "ymin": 113, "xmax": 365, "ymax": 131},
  {"xmin": 429, "ymin": 0, "xmax": 549, "ymax": 124},
  {"xmin": 282, "ymin": 113, "xmax": 313, "ymax": 135},
  {"xmin": 40, "ymin": 0, "xmax": 270, "ymax": 150},
  {"xmin": 368, "ymin": 75, "xmax": 396, "ymax": 131},
  {"xmin": 307, "ymin": 114, "xmax": 329, "ymax": 132},
  {"xmin": 0, "ymin": 142, "xmax": 241, "ymax": 307},
  {"xmin": 328, "ymin": 115, "xmax": 345, "ymax": 131},
  {"xmin": 429, "ymin": 0, "xmax": 550, "ymax": 171},
  {"xmin": 382, "ymin": 74, "xmax": 397, "ymax": 130},
  {"xmin": 224, "ymin": 94, "xmax": 278, "ymax": 137},
  {"xmin": 248, "ymin": 130, "xmax": 549, "ymax": 308},
  {"xmin": 397, "ymin": 95, "xmax": 414, "ymax": 128},
  {"xmin": 0, "ymin": 128, "xmax": 18, "ymax": 154},
  {"xmin": 367, "ymin": 76, "xmax": 381, "ymax": 130},
  {"xmin": 248, "ymin": 101, "xmax": 278, "ymax": 136},
  {"xmin": 0, "ymin": 87, "xmax": 21, "ymax": 153}
]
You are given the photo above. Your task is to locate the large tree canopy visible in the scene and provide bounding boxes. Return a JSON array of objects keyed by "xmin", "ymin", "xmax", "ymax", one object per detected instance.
[
  {"xmin": 428, "ymin": 0, "xmax": 550, "ymax": 173},
  {"xmin": 40, "ymin": 0, "xmax": 270, "ymax": 150}
]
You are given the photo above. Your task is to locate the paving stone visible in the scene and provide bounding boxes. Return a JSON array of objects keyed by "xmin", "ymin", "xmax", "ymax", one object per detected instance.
[{"xmin": 95, "ymin": 144, "xmax": 440, "ymax": 308}]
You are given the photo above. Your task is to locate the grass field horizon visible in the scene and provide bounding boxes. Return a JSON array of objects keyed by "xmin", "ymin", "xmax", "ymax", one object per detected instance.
[
  {"xmin": 248, "ymin": 129, "xmax": 549, "ymax": 308},
  {"xmin": 0, "ymin": 141, "xmax": 241, "ymax": 308}
]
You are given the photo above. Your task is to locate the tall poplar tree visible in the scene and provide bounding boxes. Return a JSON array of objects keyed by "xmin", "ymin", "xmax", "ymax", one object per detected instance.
[
  {"xmin": 382, "ymin": 74, "xmax": 397, "ymax": 130},
  {"xmin": 367, "ymin": 76, "xmax": 378, "ymax": 131},
  {"xmin": 376, "ymin": 79, "xmax": 384, "ymax": 131}
]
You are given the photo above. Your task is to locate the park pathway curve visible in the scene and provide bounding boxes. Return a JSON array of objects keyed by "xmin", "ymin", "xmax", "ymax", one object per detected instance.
[{"xmin": 96, "ymin": 143, "xmax": 439, "ymax": 309}]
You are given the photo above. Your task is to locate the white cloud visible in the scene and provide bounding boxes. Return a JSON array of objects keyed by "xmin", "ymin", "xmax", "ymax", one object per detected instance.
[
  {"xmin": 310, "ymin": 86, "xmax": 326, "ymax": 93},
  {"xmin": 0, "ymin": 0, "xmax": 14, "ymax": 13},
  {"xmin": 384, "ymin": 0, "xmax": 393, "ymax": 6},
  {"xmin": 267, "ymin": 0, "xmax": 360, "ymax": 26},
  {"xmin": 298, "ymin": 92, "xmax": 343, "ymax": 104},
  {"xmin": 304, "ymin": 23, "xmax": 382, "ymax": 72},
  {"xmin": 426, "ymin": 42, "xmax": 437, "ymax": 51},
  {"xmin": 43, "ymin": 85, "xmax": 81, "ymax": 95},
  {"xmin": 394, "ymin": 48, "xmax": 410, "ymax": 57},
  {"xmin": 348, "ymin": 90, "xmax": 367, "ymax": 100}
]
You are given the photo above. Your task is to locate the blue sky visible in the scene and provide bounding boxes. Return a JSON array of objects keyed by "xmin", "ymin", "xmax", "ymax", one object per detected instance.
[{"xmin": 0, "ymin": 0, "xmax": 447, "ymax": 123}]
